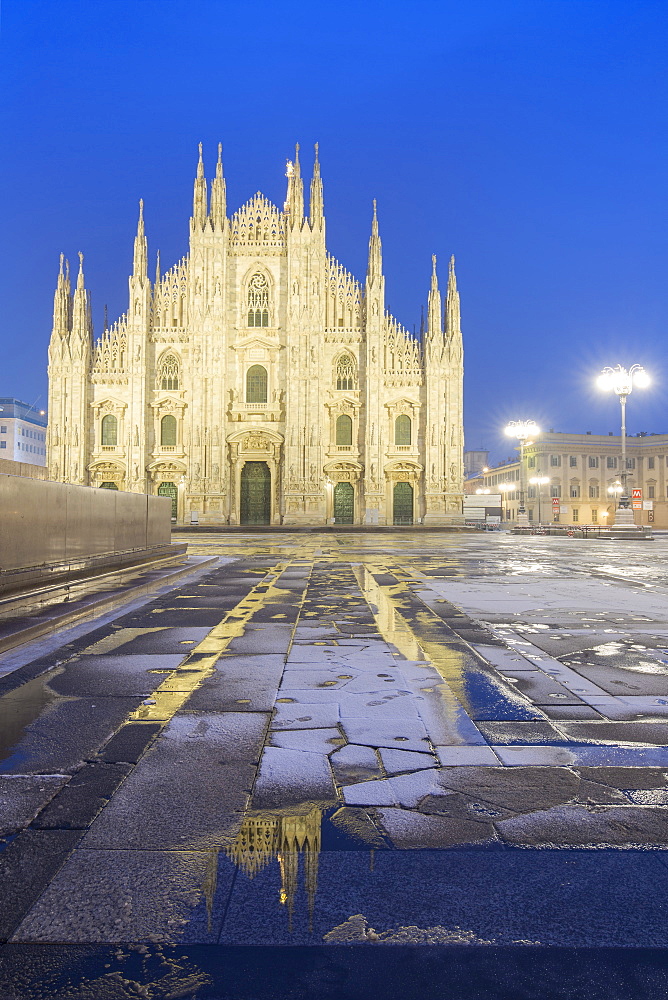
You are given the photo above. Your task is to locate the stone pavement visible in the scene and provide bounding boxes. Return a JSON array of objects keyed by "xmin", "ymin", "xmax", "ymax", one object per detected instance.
[{"xmin": 1, "ymin": 531, "xmax": 668, "ymax": 998}]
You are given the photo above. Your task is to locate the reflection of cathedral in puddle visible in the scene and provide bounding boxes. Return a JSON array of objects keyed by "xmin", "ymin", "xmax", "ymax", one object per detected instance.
[{"xmin": 226, "ymin": 805, "xmax": 322, "ymax": 930}]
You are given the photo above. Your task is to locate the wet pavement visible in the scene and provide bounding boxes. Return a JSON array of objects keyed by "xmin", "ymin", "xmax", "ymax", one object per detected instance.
[{"xmin": 1, "ymin": 530, "xmax": 668, "ymax": 998}]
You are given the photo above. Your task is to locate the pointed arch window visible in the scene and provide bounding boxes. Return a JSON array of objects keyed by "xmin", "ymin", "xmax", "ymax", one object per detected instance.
[
  {"xmin": 336, "ymin": 414, "xmax": 353, "ymax": 446},
  {"xmin": 101, "ymin": 414, "xmax": 118, "ymax": 446},
  {"xmin": 395, "ymin": 414, "xmax": 411, "ymax": 446},
  {"xmin": 160, "ymin": 414, "xmax": 177, "ymax": 447},
  {"xmin": 336, "ymin": 354, "xmax": 356, "ymax": 390},
  {"xmin": 246, "ymin": 365, "xmax": 268, "ymax": 403},
  {"xmin": 247, "ymin": 272, "xmax": 270, "ymax": 327},
  {"xmin": 159, "ymin": 354, "xmax": 180, "ymax": 390}
]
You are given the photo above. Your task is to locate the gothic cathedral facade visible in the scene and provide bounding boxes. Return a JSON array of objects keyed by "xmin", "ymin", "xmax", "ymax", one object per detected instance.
[{"xmin": 47, "ymin": 144, "xmax": 464, "ymax": 526}]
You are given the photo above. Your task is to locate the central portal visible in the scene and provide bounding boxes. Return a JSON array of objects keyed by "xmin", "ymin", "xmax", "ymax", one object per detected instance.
[
  {"xmin": 240, "ymin": 461, "xmax": 271, "ymax": 525},
  {"xmin": 333, "ymin": 481, "xmax": 354, "ymax": 523}
]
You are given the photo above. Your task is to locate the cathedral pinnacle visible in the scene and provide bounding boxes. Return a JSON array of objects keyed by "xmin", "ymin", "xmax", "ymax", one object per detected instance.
[
  {"xmin": 192, "ymin": 142, "xmax": 208, "ymax": 229},
  {"xmin": 445, "ymin": 254, "xmax": 462, "ymax": 363},
  {"xmin": 309, "ymin": 141, "xmax": 324, "ymax": 228},
  {"xmin": 133, "ymin": 199, "xmax": 148, "ymax": 281},
  {"xmin": 427, "ymin": 253, "xmax": 442, "ymax": 342},
  {"xmin": 51, "ymin": 252, "xmax": 72, "ymax": 338},
  {"xmin": 285, "ymin": 141, "xmax": 304, "ymax": 224},
  {"xmin": 71, "ymin": 251, "xmax": 92, "ymax": 347},
  {"xmin": 366, "ymin": 200, "xmax": 383, "ymax": 284},
  {"xmin": 77, "ymin": 251, "xmax": 85, "ymax": 290},
  {"xmin": 209, "ymin": 141, "xmax": 227, "ymax": 229}
]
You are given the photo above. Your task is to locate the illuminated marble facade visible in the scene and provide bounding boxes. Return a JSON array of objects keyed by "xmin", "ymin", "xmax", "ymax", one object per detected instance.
[{"xmin": 47, "ymin": 144, "xmax": 464, "ymax": 525}]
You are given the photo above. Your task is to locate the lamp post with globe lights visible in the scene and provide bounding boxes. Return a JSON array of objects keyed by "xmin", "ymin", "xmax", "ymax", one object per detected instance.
[
  {"xmin": 504, "ymin": 421, "xmax": 540, "ymax": 526},
  {"xmin": 499, "ymin": 482, "xmax": 513, "ymax": 524},
  {"xmin": 607, "ymin": 481, "xmax": 622, "ymax": 520},
  {"xmin": 529, "ymin": 475, "xmax": 549, "ymax": 524},
  {"xmin": 597, "ymin": 365, "xmax": 650, "ymax": 526}
]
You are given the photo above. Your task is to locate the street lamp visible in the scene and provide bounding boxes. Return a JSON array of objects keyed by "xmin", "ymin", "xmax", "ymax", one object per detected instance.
[
  {"xmin": 529, "ymin": 475, "xmax": 549, "ymax": 524},
  {"xmin": 597, "ymin": 365, "xmax": 649, "ymax": 527},
  {"xmin": 475, "ymin": 488, "xmax": 490, "ymax": 494},
  {"xmin": 499, "ymin": 482, "xmax": 513, "ymax": 524},
  {"xmin": 504, "ymin": 420, "xmax": 540, "ymax": 526}
]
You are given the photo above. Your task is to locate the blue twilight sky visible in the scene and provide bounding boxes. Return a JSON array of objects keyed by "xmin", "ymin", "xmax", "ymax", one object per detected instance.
[{"xmin": 1, "ymin": 0, "xmax": 667, "ymax": 461}]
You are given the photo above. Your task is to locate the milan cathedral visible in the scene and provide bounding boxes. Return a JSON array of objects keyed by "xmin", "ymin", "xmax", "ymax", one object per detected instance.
[{"xmin": 47, "ymin": 143, "xmax": 464, "ymax": 525}]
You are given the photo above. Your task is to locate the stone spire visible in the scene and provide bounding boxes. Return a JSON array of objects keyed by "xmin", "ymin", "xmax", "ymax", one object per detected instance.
[
  {"xmin": 366, "ymin": 200, "xmax": 382, "ymax": 285},
  {"xmin": 132, "ymin": 199, "xmax": 148, "ymax": 282},
  {"xmin": 71, "ymin": 252, "xmax": 92, "ymax": 348},
  {"xmin": 285, "ymin": 142, "xmax": 304, "ymax": 224},
  {"xmin": 209, "ymin": 142, "xmax": 226, "ymax": 230},
  {"xmin": 52, "ymin": 252, "xmax": 72, "ymax": 337},
  {"xmin": 192, "ymin": 142, "xmax": 208, "ymax": 229},
  {"xmin": 155, "ymin": 249, "xmax": 161, "ymax": 286},
  {"xmin": 445, "ymin": 255, "xmax": 462, "ymax": 363},
  {"xmin": 426, "ymin": 254, "xmax": 442, "ymax": 342},
  {"xmin": 309, "ymin": 142, "xmax": 324, "ymax": 227}
]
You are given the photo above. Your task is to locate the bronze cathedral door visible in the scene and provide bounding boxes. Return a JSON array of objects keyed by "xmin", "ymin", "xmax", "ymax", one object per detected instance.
[
  {"xmin": 240, "ymin": 462, "xmax": 271, "ymax": 525},
  {"xmin": 393, "ymin": 481, "xmax": 413, "ymax": 525},
  {"xmin": 333, "ymin": 481, "xmax": 354, "ymax": 523}
]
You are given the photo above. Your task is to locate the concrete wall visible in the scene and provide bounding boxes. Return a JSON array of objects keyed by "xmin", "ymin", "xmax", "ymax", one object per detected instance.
[
  {"xmin": 0, "ymin": 458, "xmax": 49, "ymax": 480},
  {"xmin": 0, "ymin": 476, "xmax": 171, "ymax": 573}
]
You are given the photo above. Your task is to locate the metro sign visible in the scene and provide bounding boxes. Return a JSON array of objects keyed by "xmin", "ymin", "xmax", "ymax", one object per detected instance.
[
  {"xmin": 632, "ymin": 487, "xmax": 643, "ymax": 510},
  {"xmin": 552, "ymin": 497, "xmax": 560, "ymax": 507}
]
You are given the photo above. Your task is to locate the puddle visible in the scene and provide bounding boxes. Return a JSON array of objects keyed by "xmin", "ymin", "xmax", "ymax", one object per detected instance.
[
  {"xmin": 223, "ymin": 801, "xmax": 382, "ymax": 931},
  {"xmin": 0, "ymin": 665, "xmax": 70, "ymax": 764}
]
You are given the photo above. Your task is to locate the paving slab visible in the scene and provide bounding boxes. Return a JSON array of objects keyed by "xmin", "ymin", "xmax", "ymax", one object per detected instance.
[
  {"xmin": 45, "ymin": 653, "xmax": 187, "ymax": 697},
  {"xmin": 376, "ymin": 807, "xmax": 497, "ymax": 849},
  {"xmin": 13, "ymin": 848, "xmax": 235, "ymax": 944},
  {"xmin": 496, "ymin": 803, "xmax": 668, "ymax": 847},
  {"xmin": 379, "ymin": 747, "xmax": 438, "ymax": 773},
  {"xmin": 81, "ymin": 713, "xmax": 267, "ymax": 850},
  {"xmin": 271, "ymin": 702, "xmax": 340, "ymax": 730},
  {"xmin": 269, "ymin": 728, "xmax": 343, "ymax": 753},
  {"xmin": 32, "ymin": 762, "xmax": 132, "ymax": 829},
  {"xmin": 0, "ymin": 774, "xmax": 69, "ymax": 836},
  {"xmin": 0, "ymin": 829, "xmax": 82, "ymax": 942},
  {"xmin": 340, "ymin": 719, "xmax": 431, "ymax": 752},
  {"xmin": 252, "ymin": 746, "xmax": 336, "ymax": 808},
  {"xmin": 331, "ymin": 744, "xmax": 383, "ymax": 784},
  {"xmin": 0, "ymin": 694, "xmax": 145, "ymax": 775}
]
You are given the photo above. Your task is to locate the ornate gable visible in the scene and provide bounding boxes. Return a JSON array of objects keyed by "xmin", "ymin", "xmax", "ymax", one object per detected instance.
[{"xmin": 230, "ymin": 193, "xmax": 286, "ymax": 250}]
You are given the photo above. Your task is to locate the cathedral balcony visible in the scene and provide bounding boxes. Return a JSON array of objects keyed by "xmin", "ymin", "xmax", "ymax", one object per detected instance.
[
  {"xmin": 101, "ymin": 445, "xmax": 123, "ymax": 453},
  {"xmin": 244, "ymin": 402, "xmax": 267, "ymax": 410}
]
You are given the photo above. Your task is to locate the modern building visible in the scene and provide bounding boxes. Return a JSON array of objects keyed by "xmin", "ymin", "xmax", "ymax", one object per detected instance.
[
  {"xmin": 0, "ymin": 398, "xmax": 48, "ymax": 467},
  {"xmin": 474, "ymin": 430, "xmax": 668, "ymax": 528},
  {"xmin": 463, "ymin": 449, "xmax": 489, "ymax": 476},
  {"xmin": 47, "ymin": 144, "xmax": 465, "ymax": 526}
]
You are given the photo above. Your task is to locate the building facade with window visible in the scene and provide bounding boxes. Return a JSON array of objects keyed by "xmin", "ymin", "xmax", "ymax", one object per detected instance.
[
  {"xmin": 472, "ymin": 431, "xmax": 668, "ymax": 528},
  {"xmin": 0, "ymin": 398, "xmax": 48, "ymax": 467},
  {"xmin": 47, "ymin": 144, "xmax": 464, "ymax": 525}
]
